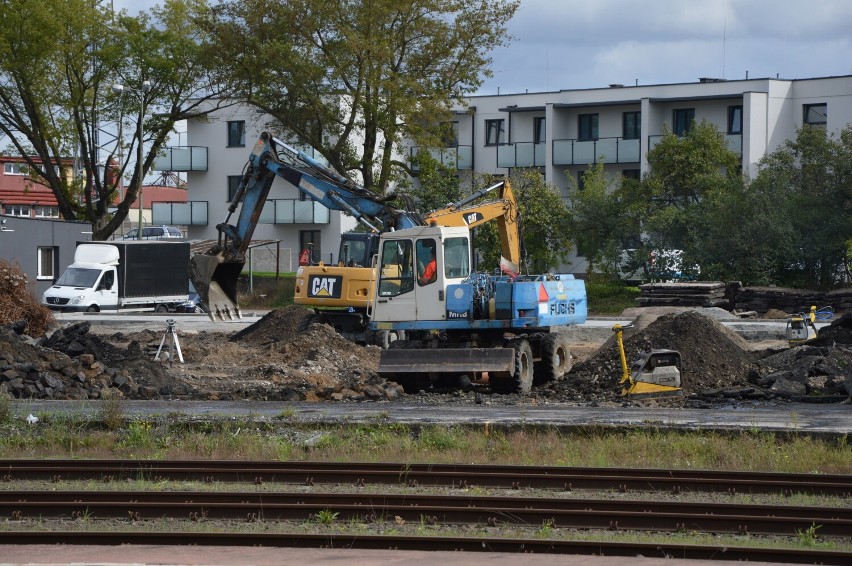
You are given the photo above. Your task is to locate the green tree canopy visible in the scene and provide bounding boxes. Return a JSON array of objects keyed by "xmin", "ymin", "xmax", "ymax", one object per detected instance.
[
  {"xmin": 0, "ymin": 0, "xmax": 226, "ymax": 239},
  {"xmin": 205, "ymin": 0, "xmax": 519, "ymax": 194}
]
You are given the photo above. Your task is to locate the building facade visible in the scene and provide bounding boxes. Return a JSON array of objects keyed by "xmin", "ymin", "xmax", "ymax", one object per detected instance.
[
  {"xmin": 162, "ymin": 76, "xmax": 851, "ymax": 276},
  {"xmin": 155, "ymin": 103, "xmax": 356, "ymax": 273}
]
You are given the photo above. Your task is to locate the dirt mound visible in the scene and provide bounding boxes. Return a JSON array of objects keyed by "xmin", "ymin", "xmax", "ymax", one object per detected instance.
[
  {"xmin": 549, "ymin": 311, "xmax": 754, "ymax": 401},
  {"xmin": 230, "ymin": 305, "xmax": 317, "ymax": 345},
  {"xmin": 763, "ymin": 308, "xmax": 789, "ymax": 319},
  {"xmin": 817, "ymin": 312, "xmax": 852, "ymax": 344},
  {"xmin": 0, "ymin": 258, "xmax": 53, "ymax": 337}
]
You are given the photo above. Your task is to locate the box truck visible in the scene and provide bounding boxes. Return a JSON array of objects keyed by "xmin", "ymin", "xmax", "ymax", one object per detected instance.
[{"xmin": 43, "ymin": 241, "xmax": 190, "ymax": 313}]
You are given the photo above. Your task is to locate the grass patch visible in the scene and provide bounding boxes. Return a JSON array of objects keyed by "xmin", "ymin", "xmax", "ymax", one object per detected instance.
[
  {"xmin": 585, "ymin": 280, "xmax": 641, "ymax": 315},
  {"xmin": 0, "ymin": 418, "xmax": 849, "ymax": 475}
]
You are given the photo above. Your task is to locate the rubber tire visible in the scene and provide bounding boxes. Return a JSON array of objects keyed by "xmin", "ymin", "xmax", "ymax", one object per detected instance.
[
  {"xmin": 85, "ymin": 305, "xmax": 98, "ymax": 313},
  {"xmin": 155, "ymin": 304, "xmax": 169, "ymax": 313},
  {"xmin": 534, "ymin": 333, "xmax": 572, "ymax": 385},
  {"xmin": 492, "ymin": 339, "xmax": 533, "ymax": 395}
]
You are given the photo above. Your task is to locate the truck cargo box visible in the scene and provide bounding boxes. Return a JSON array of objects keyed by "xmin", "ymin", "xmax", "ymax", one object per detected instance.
[{"xmin": 76, "ymin": 241, "xmax": 189, "ymax": 299}]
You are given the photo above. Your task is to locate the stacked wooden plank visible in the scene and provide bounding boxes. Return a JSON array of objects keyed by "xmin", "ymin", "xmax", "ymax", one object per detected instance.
[
  {"xmin": 635, "ymin": 282, "xmax": 729, "ymax": 307},
  {"xmin": 735, "ymin": 286, "xmax": 852, "ymax": 314}
]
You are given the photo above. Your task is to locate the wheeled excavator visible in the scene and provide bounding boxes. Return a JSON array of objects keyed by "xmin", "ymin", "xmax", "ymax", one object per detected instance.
[
  {"xmin": 189, "ymin": 132, "xmax": 424, "ymax": 320},
  {"xmin": 370, "ymin": 222, "xmax": 586, "ymax": 395}
]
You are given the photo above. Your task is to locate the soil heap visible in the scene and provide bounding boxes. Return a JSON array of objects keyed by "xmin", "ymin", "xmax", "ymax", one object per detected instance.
[
  {"xmin": 0, "ymin": 258, "xmax": 53, "ymax": 337},
  {"xmin": 537, "ymin": 311, "xmax": 755, "ymax": 404}
]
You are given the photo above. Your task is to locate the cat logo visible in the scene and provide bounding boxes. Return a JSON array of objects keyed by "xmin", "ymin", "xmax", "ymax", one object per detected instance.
[
  {"xmin": 309, "ymin": 276, "xmax": 342, "ymax": 298},
  {"xmin": 463, "ymin": 212, "xmax": 484, "ymax": 225}
]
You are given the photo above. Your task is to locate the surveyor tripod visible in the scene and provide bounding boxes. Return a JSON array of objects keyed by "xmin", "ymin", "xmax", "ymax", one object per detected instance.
[{"xmin": 155, "ymin": 319, "xmax": 184, "ymax": 364}]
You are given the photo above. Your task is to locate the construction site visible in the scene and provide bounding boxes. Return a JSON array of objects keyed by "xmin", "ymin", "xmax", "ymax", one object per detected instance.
[{"xmin": 3, "ymin": 255, "xmax": 851, "ymax": 406}]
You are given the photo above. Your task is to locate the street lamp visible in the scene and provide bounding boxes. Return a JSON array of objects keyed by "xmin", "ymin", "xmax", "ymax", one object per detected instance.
[{"xmin": 112, "ymin": 80, "xmax": 151, "ymax": 239}]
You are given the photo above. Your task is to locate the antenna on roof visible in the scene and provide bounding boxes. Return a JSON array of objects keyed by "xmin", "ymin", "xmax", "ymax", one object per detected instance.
[{"xmin": 722, "ymin": 17, "xmax": 727, "ymax": 79}]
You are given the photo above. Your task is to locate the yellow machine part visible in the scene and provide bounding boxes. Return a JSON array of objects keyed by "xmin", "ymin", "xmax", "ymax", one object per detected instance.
[
  {"xmin": 294, "ymin": 264, "xmax": 375, "ymax": 309},
  {"xmin": 612, "ymin": 323, "xmax": 683, "ymax": 400}
]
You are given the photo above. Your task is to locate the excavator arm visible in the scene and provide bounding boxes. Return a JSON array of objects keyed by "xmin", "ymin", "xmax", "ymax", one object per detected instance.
[
  {"xmin": 189, "ymin": 131, "xmax": 423, "ymax": 320},
  {"xmin": 423, "ymin": 180, "xmax": 523, "ymax": 276}
]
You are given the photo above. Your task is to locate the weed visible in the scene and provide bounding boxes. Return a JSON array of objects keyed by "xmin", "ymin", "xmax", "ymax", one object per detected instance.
[
  {"xmin": 535, "ymin": 518, "xmax": 555, "ymax": 538},
  {"xmin": 796, "ymin": 523, "xmax": 821, "ymax": 546},
  {"xmin": 0, "ymin": 391, "xmax": 11, "ymax": 424},
  {"xmin": 278, "ymin": 407, "xmax": 296, "ymax": 419},
  {"xmin": 314, "ymin": 509, "xmax": 339, "ymax": 525},
  {"xmin": 99, "ymin": 390, "xmax": 126, "ymax": 431}
]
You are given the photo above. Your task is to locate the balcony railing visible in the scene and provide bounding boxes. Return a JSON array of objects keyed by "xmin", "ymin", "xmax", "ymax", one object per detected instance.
[
  {"xmin": 153, "ymin": 146, "xmax": 208, "ymax": 172},
  {"xmin": 497, "ymin": 142, "xmax": 546, "ymax": 168},
  {"xmin": 552, "ymin": 137, "xmax": 640, "ymax": 166},
  {"xmin": 648, "ymin": 133, "xmax": 743, "ymax": 154},
  {"xmin": 258, "ymin": 199, "xmax": 330, "ymax": 224},
  {"xmin": 410, "ymin": 146, "xmax": 473, "ymax": 170},
  {"xmin": 152, "ymin": 200, "xmax": 208, "ymax": 226}
]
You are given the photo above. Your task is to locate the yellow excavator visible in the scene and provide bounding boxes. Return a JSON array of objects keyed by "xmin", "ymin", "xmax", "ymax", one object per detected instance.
[
  {"xmin": 294, "ymin": 179, "xmax": 523, "ymax": 342},
  {"xmin": 612, "ymin": 323, "xmax": 683, "ymax": 399}
]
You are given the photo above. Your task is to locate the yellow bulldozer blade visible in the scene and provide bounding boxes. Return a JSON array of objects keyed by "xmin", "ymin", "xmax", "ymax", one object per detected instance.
[
  {"xmin": 188, "ymin": 252, "xmax": 244, "ymax": 321},
  {"xmin": 622, "ymin": 381, "xmax": 683, "ymax": 400},
  {"xmin": 378, "ymin": 348, "xmax": 516, "ymax": 377}
]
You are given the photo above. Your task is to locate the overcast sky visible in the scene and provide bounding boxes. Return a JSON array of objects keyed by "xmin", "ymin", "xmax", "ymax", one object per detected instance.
[{"xmin": 116, "ymin": 0, "xmax": 852, "ymax": 95}]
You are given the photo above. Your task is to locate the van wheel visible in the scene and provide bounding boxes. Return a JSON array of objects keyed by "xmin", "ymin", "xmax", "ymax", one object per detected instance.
[
  {"xmin": 155, "ymin": 304, "xmax": 169, "ymax": 313},
  {"xmin": 85, "ymin": 306, "xmax": 99, "ymax": 313}
]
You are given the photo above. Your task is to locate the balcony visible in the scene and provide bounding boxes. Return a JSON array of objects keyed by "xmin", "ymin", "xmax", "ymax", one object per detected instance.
[
  {"xmin": 497, "ymin": 142, "xmax": 546, "ymax": 168},
  {"xmin": 258, "ymin": 199, "xmax": 330, "ymax": 224},
  {"xmin": 153, "ymin": 146, "xmax": 208, "ymax": 172},
  {"xmin": 153, "ymin": 200, "xmax": 208, "ymax": 226},
  {"xmin": 552, "ymin": 137, "xmax": 640, "ymax": 166},
  {"xmin": 410, "ymin": 146, "xmax": 473, "ymax": 171},
  {"xmin": 648, "ymin": 133, "xmax": 743, "ymax": 154}
]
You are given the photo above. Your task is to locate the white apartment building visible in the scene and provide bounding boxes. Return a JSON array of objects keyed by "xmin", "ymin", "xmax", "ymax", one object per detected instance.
[{"xmin": 154, "ymin": 75, "xmax": 851, "ymax": 275}]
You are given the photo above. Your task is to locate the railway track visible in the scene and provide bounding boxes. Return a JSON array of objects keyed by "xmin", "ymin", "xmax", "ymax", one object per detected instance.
[
  {"xmin": 2, "ymin": 459, "xmax": 850, "ymax": 496},
  {"xmin": 2, "ymin": 489, "xmax": 850, "ymax": 537},
  {"xmin": 2, "ymin": 460, "xmax": 849, "ymax": 564}
]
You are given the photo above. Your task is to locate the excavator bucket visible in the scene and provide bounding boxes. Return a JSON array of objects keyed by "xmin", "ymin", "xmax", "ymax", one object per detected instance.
[
  {"xmin": 188, "ymin": 252, "xmax": 244, "ymax": 320},
  {"xmin": 378, "ymin": 348, "xmax": 516, "ymax": 377}
]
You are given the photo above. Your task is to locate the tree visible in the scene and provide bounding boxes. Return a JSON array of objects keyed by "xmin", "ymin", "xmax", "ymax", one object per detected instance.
[
  {"xmin": 475, "ymin": 170, "xmax": 573, "ymax": 274},
  {"xmin": 205, "ymin": 0, "xmax": 519, "ymax": 194},
  {"xmin": 750, "ymin": 125, "xmax": 852, "ymax": 287},
  {"xmin": 0, "ymin": 0, "xmax": 226, "ymax": 240},
  {"xmin": 565, "ymin": 162, "xmax": 633, "ymax": 280},
  {"xmin": 630, "ymin": 120, "xmax": 740, "ymax": 279},
  {"xmin": 403, "ymin": 151, "xmax": 465, "ymax": 212}
]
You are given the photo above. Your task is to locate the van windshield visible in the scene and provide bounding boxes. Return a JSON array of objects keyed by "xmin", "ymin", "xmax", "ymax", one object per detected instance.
[{"xmin": 55, "ymin": 268, "xmax": 102, "ymax": 288}]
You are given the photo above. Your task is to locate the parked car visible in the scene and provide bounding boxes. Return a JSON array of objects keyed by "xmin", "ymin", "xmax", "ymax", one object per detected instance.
[
  {"xmin": 175, "ymin": 281, "xmax": 206, "ymax": 314},
  {"xmin": 119, "ymin": 225, "xmax": 184, "ymax": 240}
]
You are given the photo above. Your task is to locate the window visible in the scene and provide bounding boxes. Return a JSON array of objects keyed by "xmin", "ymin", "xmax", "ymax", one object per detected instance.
[
  {"xmin": 2, "ymin": 205, "xmax": 30, "ymax": 217},
  {"xmin": 416, "ymin": 238, "xmax": 437, "ymax": 286},
  {"xmin": 378, "ymin": 238, "xmax": 414, "ymax": 297},
  {"xmin": 443, "ymin": 237, "xmax": 470, "ymax": 279},
  {"xmin": 578, "ymin": 113, "xmax": 598, "ymax": 141},
  {"xmin": 227, "ymin": 175, "xmax": 243, "ymax": 202},
  {"xmin": 622, "ymin": 169, "xmax": 641, "ymax": 181},
  {"xmin": 485, "ymin": 119, "xmax": 505, "ymax": 146},
  {"xmin": 300, "ymin": 230, "xmax": 321, "ymax": 264},
  {"xmin": 623, "ymin": 111, "xmax": 641, "ymax": 139},
  {"xmin": 803, "ymin": 103, "xmax": 827, "ymax": 128},
  {"xmin": 37, "ymin": 247, "xmax": 57, "ymax": 280},
  {"xmin": 227, "ymin": 120, "xmax": 246, "ymax": 147},
  {"xmin": 728, "ymin": 106, "xmax": 743, "ymax": 134},
  {"xmin": 577, "ymin": 170, "xmax": 586, "ymax": 191},
  {"xmin": 441, "ymin": 121, "xmax": 459, "ymax": 147},
  {"xmin": 34, "ymin": 206, "xmax": 59, "ymax": 218},
  {"xmin": 3, "ymin": 162, "xmax": 28, "ymax": 175},
  {"xmin": 533, "ymin": 117, "xmax": 546, "ymax": 143},
  {"xmin": 673, "ymin": 108, "xmax": 695, "ymax": 136}
]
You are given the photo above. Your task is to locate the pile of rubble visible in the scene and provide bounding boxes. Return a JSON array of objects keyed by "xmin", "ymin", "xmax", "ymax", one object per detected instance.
[{"xmin": 1, "ymin": 321, "xmax": 190, "ymax": 400}]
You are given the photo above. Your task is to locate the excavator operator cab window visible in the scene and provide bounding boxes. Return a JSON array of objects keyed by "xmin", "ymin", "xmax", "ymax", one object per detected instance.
[
  {"xmin": 443, "ymin": 237, "xmax": 470, "ymax": 279},
  {"xmin": 417, "ymin": 238, "xmax": 438, "ymax": 286},
  {"xmin": 378, "ymin": 239, "xmax": 414, "ymax": 296}
]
